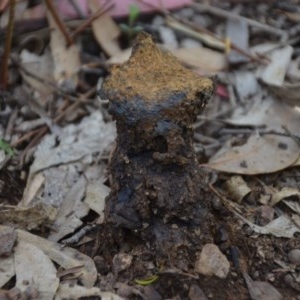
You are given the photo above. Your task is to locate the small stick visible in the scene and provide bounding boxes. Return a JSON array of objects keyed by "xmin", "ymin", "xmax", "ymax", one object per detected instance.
[
  {"xmin": 137, "ymin": 0, "xmax": 266, "ymax": 64},
  {"xmin": 192, "ymin": 3, "xmax": 287, "ymax": 39},
  {"xmin": 0, "ymin": 0, "xmax": 15, "ymax": 89},
  {"xmin": 44, "ymin": 0, "xmax": 73, "ymax": 46},
  {"xmin": 71, "ymin": 0, "xmax": 114, "ymax": 40}
]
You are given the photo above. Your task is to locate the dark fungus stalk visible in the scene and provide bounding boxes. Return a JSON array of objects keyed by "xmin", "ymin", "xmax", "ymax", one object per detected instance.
[{"xmin": 99, "ymin": 32, "xmax": 214, "ymax": 251}]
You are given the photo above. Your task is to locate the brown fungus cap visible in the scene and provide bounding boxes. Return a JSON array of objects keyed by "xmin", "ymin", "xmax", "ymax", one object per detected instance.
[{"xmin": 100, "ymin": 32, "xmax": 214, "ymax": 122}]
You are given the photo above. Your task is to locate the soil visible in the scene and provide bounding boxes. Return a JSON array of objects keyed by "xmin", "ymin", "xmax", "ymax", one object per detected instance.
[{"xmin": 1, "ymin": 2, "xmax": 300, "ymax": 299}]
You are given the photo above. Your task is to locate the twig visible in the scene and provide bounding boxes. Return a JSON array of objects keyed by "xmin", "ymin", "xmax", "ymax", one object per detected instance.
[
  {"xmin": 61, "ymin": 224, "xmax": 97, "ymax": 246},
  {"xmin": 170, "ymin": 15, "xmax": 267, "ymax": 64},
  {"xmin": 192, "ymin": 3, "xmax": 287, "ymax": 40},
  {"xmin": 0, "ymin": 0, "xmax": 15, "ymax": 90},
  {"xmin": 44, "ymin": 0, "xmax": 73, "ymax": 46},
  {"xmin": 137, "ymin": 0, "xmax": 266, "ymax": 64}
]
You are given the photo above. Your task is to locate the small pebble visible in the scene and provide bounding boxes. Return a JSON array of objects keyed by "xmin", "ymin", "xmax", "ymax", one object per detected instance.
[
  {"xmin": 112, "ymin": 253, "xmax": 133, "ymax": 274},
  {"xmin": 195, "ymin": 243, "xmax": 230, "ymax": 279},
  {"xmin": 189, "ymin": 284, "xmax": 208, "ymax": 300},
  {"xmin": 288, "ymin": 249, "xmax": 300, "ymax": 265}
]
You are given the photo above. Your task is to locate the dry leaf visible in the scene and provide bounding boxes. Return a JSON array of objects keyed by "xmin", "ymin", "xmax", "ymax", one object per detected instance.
[
  {"xmin": 84, "ymin": 180, "xmax": 110, "ymax": 223},
  {"xmin": 243, "ymin": 272, "xmax": 283, "ymax": 300},
  {"xmin": 89, "ymin": 0, "xmax": 121, "ymax": 57},
  {"xmin": 55, "ymin": 282, "xmax": 124, "ymax": 300},
  {"xmin": 0, "ymin": 203, "xmax": 57, "ymax": 230},
  {"xmin": 207, "ymin": 96, "xmax": 300, "ymax": 174},
  {"xmin": 48, "ymin": 177, "xmax": 89, "ymax": 242},
  {"xmin": 270, "ymin": 187, "xmax": 300, "ymax": 207},
  {"xmin": 204, "ymin": 134, "xmax": 299, "ymax": 174},
  {"xmin": 16, "ymin": 228, "xmax": 97, "ymax": 288},
  {"xmin": 46, "ymin": 9, "xmax": 80, "ymax": 91},
  {"xmin": 14, "ymin": 240, "xmax": 59, "ymax": 299},
  {"xmin": 20, "ymin": 49, "xmax": 54, "ymax": 101},
  {"xmin": 173, "ymin": 47, "xmax": 226, "ymax": 73},
  {"xmin": 0, "ymin": 256, "xmax": 15, "ymax": 288},
  {"xmin": 225, "ymin": 175, "xmax": 251, "ymax": 203},
  {"xmin": 260, "ymin": 46, "xmax": 293, "ymax": 86},
  {"xmin": 236, "ymin": 212, "xmax": 300, "ymax": 238}
]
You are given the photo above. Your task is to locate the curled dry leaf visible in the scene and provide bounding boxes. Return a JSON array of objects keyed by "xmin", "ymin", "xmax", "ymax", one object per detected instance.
[{"xmin": 225, "ymin": 175, "xmax": 251, "ymax": 203}]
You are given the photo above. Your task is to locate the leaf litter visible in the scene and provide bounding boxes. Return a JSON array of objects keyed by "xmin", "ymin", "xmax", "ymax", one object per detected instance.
[{"xmin": 1, "ymin": 0, "xmax": 300, "ymax": 299}]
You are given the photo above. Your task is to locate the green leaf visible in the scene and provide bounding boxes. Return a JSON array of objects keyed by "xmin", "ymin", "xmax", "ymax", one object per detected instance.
[
  {"xmin": 128, "ymin": 4, "xmax": 140, "ymax": 25},
  {"xmin": 0, "ymin": 139, "xmax": 14, "ymax": 156},
  {"xmin": 135, "ymin": 274, "xmax": 159, "ymax": 286}
]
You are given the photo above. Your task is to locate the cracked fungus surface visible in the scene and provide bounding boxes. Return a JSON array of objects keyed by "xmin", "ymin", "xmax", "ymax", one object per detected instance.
[{"xmin": 101, "ymin": 32, "xmax": 213, "ymax": 108}]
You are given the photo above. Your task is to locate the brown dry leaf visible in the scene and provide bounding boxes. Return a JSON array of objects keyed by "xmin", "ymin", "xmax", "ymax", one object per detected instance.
[
  {"xmin": 0, "ymin": 203, "xmax": 57, "ymax": 230},
  {"xmin": 107, "ymin": 48, "xmax": 132, "ymax": 65},
  {"xmin": 204, "ymin": 134, "xmax": 299, "ymax": 174},
  {"xmin": 225, "ymin": 175, "xmax": 251, "ymax": 203},
  {"xmin": 172, "ymin": 47, "xmax": 227, "ymax": 73},
  {"xmin": 46, "ymin": 9, "xmax": 80, "ymax": 91},
  {"xmin": 270, "ymin": 187, "xmax": 300, "ymax": 207},
  {"xmin": 21, "ymin": 172, "xmax": 44, "ymax": 207},
  {"xmin": 16, "ymin": 228, "xmax": 97, "ymax": 288},
  {"xmin": 89, "ymin": 0, "xmax": 121, "ymax": 57},
  {"xmin": 14, "ymin": 240, "xmax": 59, "ymax": 299},
  {"xmin": 207, "ymin": 96, "xmax": 300, "ymax": 174}
]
